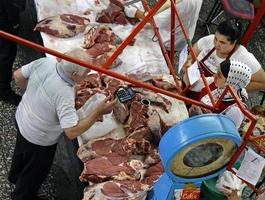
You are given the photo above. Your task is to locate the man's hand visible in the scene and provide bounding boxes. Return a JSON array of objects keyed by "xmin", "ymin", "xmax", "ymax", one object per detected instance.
[
  {"xmin": 64, "ymin": 96, "xmax": 117, "ymax": 140},
  {"xmin": 96, "ymin": 96, "xmax": 117, "ymax": 115}
]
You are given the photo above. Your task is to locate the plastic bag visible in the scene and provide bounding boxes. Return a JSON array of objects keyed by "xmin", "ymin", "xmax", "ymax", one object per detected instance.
[
  {"xmin": 216, "ymin": 170, "xmax": 246, "ymax": 196},
  {"xmin": 77, "ymin": 93, "xmax": 119, "ymax": 144}
]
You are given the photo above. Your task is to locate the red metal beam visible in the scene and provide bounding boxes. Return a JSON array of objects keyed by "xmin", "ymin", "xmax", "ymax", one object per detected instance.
[
  {"xmin": 0, "ymin": 30, "xmax": 214, "ymax": 110},
  {"xmin": 170, "ymin": 0, "xmax": 176, "ymax": 64},
  {"xmin": 221, "ymin": 86, "xmax": 258, "ymax": 192},
  {"xmin": 1, "ymin": 0, "xmax": 262, "ymax": 189},
  {"xmin": 141, "ymin": 0, "xmax": 182, "ymax": 93},
  {"xmin": 170, "ymin": 0, "xmax": 216, "ymax": 106},
  {"xmin": 242, "ymin": 0, "xmax": 265, "ymax": 45},
  {"xmin": 101, "ymin": 0, "xmax": 182, "ymax": 93}
]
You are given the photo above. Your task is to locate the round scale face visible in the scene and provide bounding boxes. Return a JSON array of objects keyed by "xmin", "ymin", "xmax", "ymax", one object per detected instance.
[{"xmin": 170, "ymin": 138, "xmax": 237, "ymax": 178}]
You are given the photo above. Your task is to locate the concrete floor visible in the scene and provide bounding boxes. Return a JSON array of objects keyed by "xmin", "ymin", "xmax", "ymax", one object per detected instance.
[{"xmin": 0, "ymin": 0, "xmax": 264, "ymax": 199}]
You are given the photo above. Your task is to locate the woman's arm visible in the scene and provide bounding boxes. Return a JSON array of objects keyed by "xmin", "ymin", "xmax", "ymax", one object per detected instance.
[
  {"xmin": 182, "ymin": 43, "xmax": 201, "ymax": 72},
  {"xmin": 246, "ymin": 68, "xmax": 265, "ymax": 92}
]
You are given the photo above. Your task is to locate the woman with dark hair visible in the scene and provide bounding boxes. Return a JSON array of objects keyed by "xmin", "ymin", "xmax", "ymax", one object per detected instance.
[
  {"xmin": 216, "ymin": 19, "xmax": 243, "ymax": 44},
  {"xmin": 185, "ymin": 59, "xmax": 251, "ymax": 128},
  {"xmin": 183, "ymin": 19, "xmax": 265, "ymax": 93}
]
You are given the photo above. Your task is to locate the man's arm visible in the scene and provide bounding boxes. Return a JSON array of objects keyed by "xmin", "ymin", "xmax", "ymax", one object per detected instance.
[
  {"xmin": 246, "ymin": 68, "xmax": 265, "ymax": 92},
  {"xmin": 64, "ymin": 98, "xmax": 117, "ymax": 140},
  {"xmin": 13, "ymin": 68, "xmax": 28, "ymax": 91}
]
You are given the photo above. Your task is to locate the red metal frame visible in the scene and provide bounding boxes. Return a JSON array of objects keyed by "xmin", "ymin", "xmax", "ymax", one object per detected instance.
[
  {"xmin": 141, "ymin": 0, "xmax": 181, "ymax": 92},
  {"xmin": 242, "ymin": 0, "xmax": 265, "ymax": 45},
  {"xmin": 222, "ymin": 86, "xmax": 259, "ymax": 192},
  {"xmin": 0, "ymin": 30, "xmax": 214, "ymax": 110},
  {"xmin": 169, "ymin": 0, "xmax": 216, "ymax": 106},
  {"xmin": 170, "ymin": 0, "xmax": 176, "ymax": 63},
  {"xmin": 0, "ymin": 0, "xmax": 264, "ymax": 194}
]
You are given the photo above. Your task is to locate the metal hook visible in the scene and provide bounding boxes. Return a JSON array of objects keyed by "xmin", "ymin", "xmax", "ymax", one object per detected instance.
[{"xmin": 152, "ymin": 34, "xmax": 158, "ymax": 42}]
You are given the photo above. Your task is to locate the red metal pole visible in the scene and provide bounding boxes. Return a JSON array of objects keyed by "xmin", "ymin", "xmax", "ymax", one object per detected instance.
[
  {"xmin": 242, "ymin": 0, "xmax": 265, "ymax": 45},
  {"xmin": 0, "ymin": 30, "xmax": 214, "ymax": 110},
  {"xmin": 170, "ymin": 0, "xmax": 216, "ymax": 106},
  {"xmin": 141, "ymin": 0, "xmax": 182, "ymax": 93},
  {"xmin": 224, "ymin": 86, "xmax": 257, "ymax": 191},
  {"xmin": 170, "ymin": 0, "xmax": 176, "ymax": 65},
  {"xmin": 215, "ymin": 86, "xmax": 248, "ymax": 114}
]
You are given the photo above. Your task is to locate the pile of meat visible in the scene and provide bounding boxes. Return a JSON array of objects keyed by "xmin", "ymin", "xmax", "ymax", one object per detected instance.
[
  {"xmin": 96, "ymin": 0, "xmax": 139, "ymax": 25},
  {"xmin": 34, "ymin": 14, "xmax": 90, "ymax": 38},
  {"xmin": 82, "ymin": 25, "xmax": 122, "ymax": 68},
  {"xmin": 75, "ymin": 72, "xmax": 179, "ymax": 199}
]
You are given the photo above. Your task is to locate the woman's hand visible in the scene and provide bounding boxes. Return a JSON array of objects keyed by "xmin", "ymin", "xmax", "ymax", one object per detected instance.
[
  {"xmin": 97, "ymin": 96, "xmax": 117, "ymax": 116},
  {"xmin": 182, "ymin": 57, "xmax": 193, "ymax": 73}
]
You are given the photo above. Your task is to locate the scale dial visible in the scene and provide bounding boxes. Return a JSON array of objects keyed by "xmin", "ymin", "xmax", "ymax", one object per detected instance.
[{"xmin": 170, "ymin": 138, "xmax": 237, "ymax": 178}]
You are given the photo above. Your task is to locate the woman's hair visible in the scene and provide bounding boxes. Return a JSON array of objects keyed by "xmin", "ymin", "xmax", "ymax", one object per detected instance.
[{"xmin": 216, "ymin": 19, "xmax": 242, "ymax": 44}]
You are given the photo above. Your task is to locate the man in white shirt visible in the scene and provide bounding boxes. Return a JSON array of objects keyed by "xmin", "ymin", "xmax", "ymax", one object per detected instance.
[{"xmin": 8, "ymin": 49, "xmax": 116, "ymax": 200}]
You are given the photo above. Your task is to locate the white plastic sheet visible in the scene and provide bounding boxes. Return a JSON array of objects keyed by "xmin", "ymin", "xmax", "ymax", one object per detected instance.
[
  {"xmin": 34, "ymin": 0, "xmax": 169, "ymax": 75},
  {"xmin": 76, "ymin": 93, "xmax": 119, "ymax": 144}
]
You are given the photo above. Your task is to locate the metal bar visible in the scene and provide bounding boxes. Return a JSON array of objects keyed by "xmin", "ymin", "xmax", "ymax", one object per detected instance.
[
  {"xmin": 170, "ymin": 0, "xmax": 216, "ymax": 105},
  {"xmin": 141, "ymin": 0, "xmax": 182, "ymax": 93},
  {"xmin": 0, "ymin": 30, "xmax": 215, "ymax": 110},
  {"xmin": 220, "ymin": 86, "xmax": 256, "ymax": 137},
  {"xmin": 223, "ymin": 85, "xmax": 258, "ymax": 192},
  {"xmin": 242, "ymin": 0, "xmax": 265, "ymax": 45},
  {"xmin": 198, "ymin": 64, "xmax": 216, "ymax": 106},
  {"xmin": 250, "ymin": 134, "xmax": 265, "ymax": 142},
  {"xmin": 170, "ymin": 0, "xmax": 176, "ymax": 65},
  {"xmin": 214, "ymin": 86, "xmax": 253, "ymax": 119}
]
